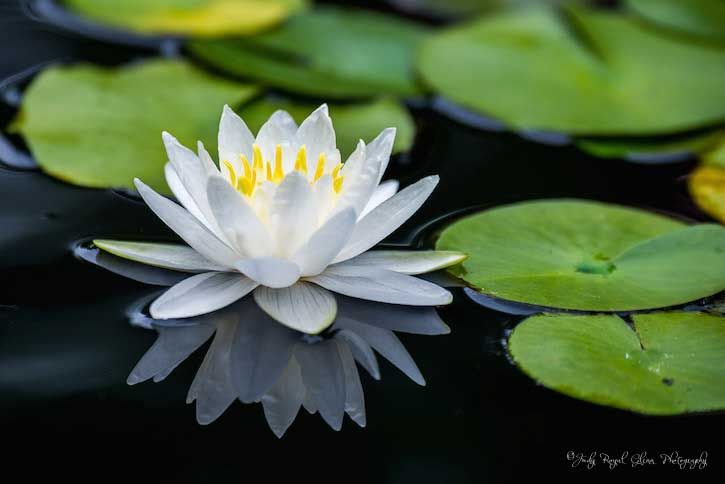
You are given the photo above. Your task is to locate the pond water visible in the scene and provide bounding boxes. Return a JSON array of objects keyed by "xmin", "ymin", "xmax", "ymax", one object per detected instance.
[{"xmin": 0, "ymin": 1, "xmax": 722, "ymax": 482}]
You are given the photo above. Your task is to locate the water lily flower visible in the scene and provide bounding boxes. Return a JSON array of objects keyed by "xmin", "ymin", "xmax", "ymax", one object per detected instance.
[
  {"xmin": 94, "ymin": 104, "xmax": 464, "ymax": 334},
  {"xmin": 126, "ymin": 295, "xmax": 450, "ymax": 436}
]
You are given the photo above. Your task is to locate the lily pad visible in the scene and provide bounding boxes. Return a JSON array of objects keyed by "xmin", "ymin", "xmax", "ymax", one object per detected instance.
[
  {"xmin": 11, "ymin": 59, "xmax": 258, "ymax": 194},
  {"xmin": 508, "ymin": 311, "xmax": 725, "ymax": 415},
  {"xmin": 240, "ymin": 97, "xmax": 414, "ymax": 158},
  {"xmin": 626, "ymin": 0, "xmax": 725, "ymax": 43},
  {"xmin": 188, "ymin": 7, "xmax": 428, "ymax": 99},
  {"xmin": 689, "ymin": 165, "xmax": 725, "ymax": 224},
  {"xmin": 417, "ymin": 6, "xmax": 725, "ymax": 135},
  {"xmin": 577, "ymin": 130, "xmax": 724, "ymax": 162},
  {"xmin": 435, "ymin": 199, "xmax": 725, "ymax": 311},
  {"xmin": 63, "ymin": 0, "xmax": 307, "ymax": 37}
]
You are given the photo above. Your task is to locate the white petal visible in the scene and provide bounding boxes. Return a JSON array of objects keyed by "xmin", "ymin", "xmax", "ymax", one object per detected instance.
[
  {"xmin": 93, "ymin": 239, "xmax": 225, "ymax": 272},
  {"xmin": 333, "ymin": 175, "xmax": 439, "ymax": 263},
  {"xmin": 165, "ymin": 163, "xmax": 208, "ymax": 225},
  {"xmin": 360, "ymin": 179, "xmax": 398, "ymax": 218},
  {"xmin": 334, "ymin": 141, "xmax": 383, "ymax": 217},
  {"xmin": 219, "ymin": 104, "xmax": 255, "ymax": 178},
  {"xmin": 308, "ymin": 266, "xmax": 452, "ymax": 306},
  {"xmin": 150, "ymin": 272, "xmax": 258, "ymax": 319},
  {"xmin": 339, "ymin": 250, "xmax": 466, "ymax": 275},
  {"xmin": 295, "ymin": 104, "xmax": 336, "ymax": 160},
  {"xmin": 270, "ymin": 171, "xmax": 317, "ymax": 256},
  {"xmin": 197, "ymin": 141, "xmax": 220, "ymax": 175},
  {"xmin": 367, "ymin": 127, "xmax": 396, "ymax": 186},
  {"xmin": 253, "ymin": 282, "xmax": 337, "ymax": 334},
  {"xmin": 292, "ymin": 208, "xmax": 356, "ymax": 277},
  {"xmin": 255, "ymin": 110, "xmax": 298, "ymax": 161},
  {"xmin": 77, "ymin": 244, "xmax": 188, "ymax": 287},
  {"xmin": 134, "ymin": 178, "xmax": 239, "ymax": 268},
  {"xmin": 206, "ymin": 177, "xmax": 272, "ymax": 258},
  {"xmin": 235, "ymin": 257, "xmax": 301, "ymax": 288}
]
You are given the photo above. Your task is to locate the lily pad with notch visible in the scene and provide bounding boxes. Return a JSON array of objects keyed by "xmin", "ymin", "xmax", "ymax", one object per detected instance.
[
  {"xmin": 435, "ymin": 199, "xmax": 725, "ymax": 311},
  {"xmin": 10, "ymin": 59, "xmax": 258, "ymax": 194},
  {"xmin": 60, "ymin": 0, "xmax": 307, "ymax": 37},
  {"xmin": 417, "ymin": 5, "xmax": 725, "ymax": 135},
  {"xmin": 508, "ymin": 311, "xmax": 725, "ymax": 415},
  {"xmin": 188, "ymin": 6, "xmax": 428, "ymax": 99}
]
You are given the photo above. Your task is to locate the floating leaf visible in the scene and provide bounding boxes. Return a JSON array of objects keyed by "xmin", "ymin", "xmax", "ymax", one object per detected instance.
[
  {"xmin": 435, "ymin": 199, "xmax": 725, "ymax": 311},
  {"xmin": 577, "ymin": 130, "xmax": 724, "ymax": 162},
  {"xmin": 689, "ymin": 166, "xmax": 725, "ymax": 224},
  {"xmin": 189, "ymin": 7, "xmax": 428, "ymax": 99},
  {"xmin": 418, "ymin": 6, "xmax": 725, "ymax": 135},
  {"xmin": 63, "ymin": 0, "xmax": 307, "ymax": 37},
  {"xmin": 508, "ymin": 312, "xmax": 725, "ymax": 415},
  {"xmin": 12, "ymin": 59, "xmax": 258, "ymax": 194},
  {"xmin": 240, "ymin": 97, "xmax": 414, "ymax": 158},
  {"xmin": 626, "ymin": 0, "xmax": 725, "ymax": 43}
]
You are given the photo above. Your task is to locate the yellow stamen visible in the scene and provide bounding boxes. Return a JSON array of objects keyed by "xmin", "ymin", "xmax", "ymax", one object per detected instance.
[
  {"xmin": 222, "ymin": 160, "xmax": 238, "ymax": 188},
  {"xmin": 239, "ymin": 169, "xmax": 256, "ymax": 197},
  {"xmin": 313, "ymin": 153, "xmax": 325, "ymax": 181},
  {"xmin": 252, "ymin": 144, "xmax": 264, "ymax": 172},
  {"xmin": 333, "ymin": 175, "xmax": 343, "ymax": 193},
  {"xmin": 331, "ymin": 162, "xmax": 342, "ymax": 179},
  {"xmin": 265, "ymin": 161, "xmax": 273, "ymax": 181},
  {"xmin": 273, "ymin": 144, "xmax": 284, "ymax": 182},
  {"xmin": 240, "ymin": 154, "xmax": 252, "ymax": 179},
  {"xmin": 294, "ymin": 145, "xmax": 307, "ymax": 174}
]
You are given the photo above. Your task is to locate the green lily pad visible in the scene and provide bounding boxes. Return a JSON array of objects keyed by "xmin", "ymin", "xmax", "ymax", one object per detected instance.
[
  {"xmin": 63, "ymin": 0, "xmax": 307, "ymax": 37},
  {"xmin": 188, "ymin": 7, "xmax": 428, "ymax": 99},
  {"xmin": 240, "ymin": 97, "xmax": 414, "ymax": 158},
  {"xmin": 577, "ymin": 130, "xmax": 725, "ymax": 161},
  {"xmin": 417, "ymin": 6, "xmax": 725, "ymax": 135},
  {"xmin": 11, "ymin": 59, "xmax": 258, "ymax": 194},
  {"xmin": 435, "ymin": 199, "xmax": 725, "ymax": 311},
  {"xmin": 626, "ymin": 0, "xmax": 725, "ymax": 43},
  {"xmin": 508, "ymin": 311, "xmax": 725, "ymax": 415}
]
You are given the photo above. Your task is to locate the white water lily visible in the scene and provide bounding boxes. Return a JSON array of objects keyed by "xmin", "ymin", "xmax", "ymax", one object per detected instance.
[{"xmin": 94, "ymin": 104, "xmax": 464, "ymax": 334}]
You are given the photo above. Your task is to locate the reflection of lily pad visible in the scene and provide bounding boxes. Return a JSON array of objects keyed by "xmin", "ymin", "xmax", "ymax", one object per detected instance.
[
  {"xmin": 577, "ymin": 130, "xmax": 724, "ymax": 162},
  {"xmin": 63, "ymin": 0, "xmax": 306, "ymax": 37},
  {"xmin": 626, "ymin": 0, "xmax": 725, "ymax": 43},
  {"xmin": 241, "ymin": 97, "xmax": 414, "ymax": 158},
  {"xmin": 418, "ymin": 6, "xmax": 725, "ymax": 135},
  {"xmin": 189, "ymin": 7, "xmax": 427, "ymax": 98},
  {"xmin": 509, "ymin": 312, "xmax": 725, "ymax": 415},
  {"xmin": 11, "ymin": 60, "xmax": 257, "ymax": 194},
  {"xmin": 435, "ymin": 199, "xmax": 725, "ymax": 311}
]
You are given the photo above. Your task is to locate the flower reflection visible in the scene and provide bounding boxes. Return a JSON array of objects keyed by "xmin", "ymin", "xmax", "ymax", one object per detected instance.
[{"xmin": 127, "ymin": 295, "xmax": 449, "ymax": 437}]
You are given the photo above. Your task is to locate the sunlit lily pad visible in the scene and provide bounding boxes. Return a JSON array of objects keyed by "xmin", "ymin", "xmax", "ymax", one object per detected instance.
[
  {"xmin": 63, "ymin": 0, "xmax": 307, "ymax": 37},
  {"xmin": 11, "ymin": 59, "xmax": 257, "ymax": 194},
  {"xmin": 417, "ymin": 6, "xmax": 725, "ymax": 135},
  {"xmin": 188, "ymin": 7, "xmax": 427, "ymax": 98},
  {"xmin": 435, "ymin": 199, "xmax": 725, "ymax": 311},
  {"xmin": 508, "ymin": 311, "xmax": 725, "ymax": 415},
  {"xmin": 689, "ymin": 165, "xmax": 725, "ymax": 224},
  {"xmin": 240, "ymin": 97, "xmax": 414, "ymax": 158},
  {"xmin": 577, "ymin": 130, "xmax": 724, "ymax": 162},
  {"xmin": 626, "ymin": 0, "xmax": 725, "ymax": 43}
]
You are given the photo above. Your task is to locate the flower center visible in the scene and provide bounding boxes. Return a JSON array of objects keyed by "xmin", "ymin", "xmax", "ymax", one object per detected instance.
[{"xmin": 222, "ymin": 143, "xmax": 343, "ymax": 198}]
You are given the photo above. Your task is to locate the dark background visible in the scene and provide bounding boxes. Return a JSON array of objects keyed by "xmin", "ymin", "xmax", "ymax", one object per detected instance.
[{"xmin": 0, "ymin": 0, "xmax": 722, "ymax": 482}]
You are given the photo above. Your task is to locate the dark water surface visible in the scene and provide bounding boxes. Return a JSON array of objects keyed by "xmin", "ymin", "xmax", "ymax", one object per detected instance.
[{"xmin": 0, "ymin": 1, "xmax": 722, "ymax": 482}]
